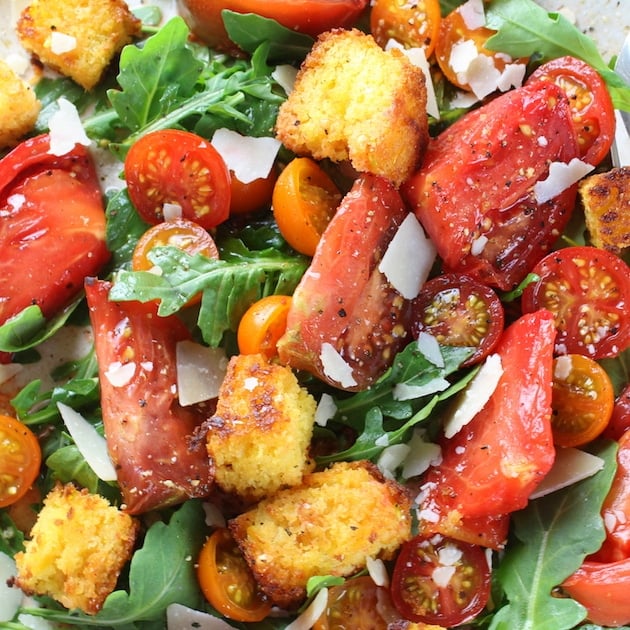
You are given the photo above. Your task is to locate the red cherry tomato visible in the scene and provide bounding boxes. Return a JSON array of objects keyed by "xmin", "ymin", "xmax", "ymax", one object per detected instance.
[
  {"xmin": 124, "ymin": 129, "xmax": 231, "ymax": 229},
  {"xmin": 229, "ymin": 167, "xmax": 277, "ymax": 216}
]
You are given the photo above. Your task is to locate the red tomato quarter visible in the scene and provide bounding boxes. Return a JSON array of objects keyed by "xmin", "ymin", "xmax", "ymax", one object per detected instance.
[
  {"xmin": 521, "ymin": 246, "xmax": 630, "ymax": 359},
  {"xmin": 124, "ymin": 129, "xmax": 231, "ymax": 229}
]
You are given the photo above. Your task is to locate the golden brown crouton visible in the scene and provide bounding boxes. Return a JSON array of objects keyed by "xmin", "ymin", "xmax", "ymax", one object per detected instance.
[
  {"xmin": 14, "ymin": 483, "xmax": 138, "ymax": 614},
  {"xmin": 17, "ymin": 0, "xmax": 140, "ymax": 90},
  {"xmin": 206, "ymin": 353, "xmax": 316, "ymax": 503},
  {"xmin": 579, "ymin": 166, "xmax": 630, "ymax": 255},
  {"xmin": 229, "ymin": 460, "xmax": 413, "ymax": 609},
  {"xmin": 0, "ymin": 59, "xmax": 41, "ymax": 149},
  {"xmin": 275, "ymin": 29, "xmax": 428, "ymax": 187}
]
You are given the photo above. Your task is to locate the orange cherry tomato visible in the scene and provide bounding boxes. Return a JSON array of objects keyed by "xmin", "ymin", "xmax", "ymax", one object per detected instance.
[
  {"xmin": 197, "ymin": 528, "xmax": 272, "ymax": 623},
  {"xmin": 229, "ymin": 168, "xmax": 278, "ymax": 215},
  {"xmin": 272, "ymin": 157, "xmax": 341, "ymax": 257},
  {"xmin": 370, "ymin": 0, "xmax": 441, "ymax": 57},
  {"xmin": 550, "ymin": 354, "xmax": 614, "ymax": 448},
  {"xmin": 0, "ymin": 414, "xmax": 42, "ymax": 509},
  {"xmin": 237, "ymin": 295, "xmax": 292, "ymax": 359}
]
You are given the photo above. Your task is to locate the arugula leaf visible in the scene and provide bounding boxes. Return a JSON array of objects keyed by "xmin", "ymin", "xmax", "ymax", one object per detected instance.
[
  {"xmin": 490, "ymin": 440, "xmax": 618, "ymax": 630},
  {"xmin": 485, "ymin": 0, "xmax": 630, "ymax": 109},
  {"xmin": 0, "ymin": 511, "xmax": 25, "ymax": 555}
]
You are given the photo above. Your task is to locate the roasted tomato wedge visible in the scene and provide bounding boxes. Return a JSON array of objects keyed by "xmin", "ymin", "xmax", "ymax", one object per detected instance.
[
  {"xmin": 370, "ymin": 0, "xmax": 441, "ymax": 57},
  {"xmin": 197, "ymin": 528, "xmax": 272, "ymax": 622},
  {"xmin": 411, "ymin": 273, "xmax": 504, "ymax": 366},
  {"xmin": 124, "ymin": 129, "xmax": 231, "ymax": 229},
  {"xmin": 403, "ymin": 80, "xmax": 579, "ymax": 291},
  {"xmin": 390, "ymin": 534, "xmax": 491, "ymax": 627},
  {"xmin": 417, "ymin": 311, "xmax": 556, "ymax": 536},
  {"xmin": 0, "ymin": 133, "xmax": 109, "ymax": 329},
  {"xmin": 521, "ymin": 246, "xmax": 630, "ymax": 359},
  {"xmin": 237, "ymin": 295, "xmax": 292, "ymax": 359},
  {"xmin": 0, "ymin": 415, "xmax": 41, "ymax": 509},
  {"xmin": 277, "ymin": 174, "xmax": 413, "ymax": 391},
  {"xmin": 550, "ymin": 354, "xmax": 614, "ymax": 448},
  {"xmin": 527, "ymin": 56, "xmax": 615, "ymax": 166},
  {"xmin": 85, "ymin": 278, "xmax": 214, "ymax": 514}
]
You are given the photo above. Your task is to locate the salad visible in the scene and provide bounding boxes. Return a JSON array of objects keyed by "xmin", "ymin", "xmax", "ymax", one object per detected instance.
[{"xmin": 1, "ymin": 0, "xmax": 630, "ymax": 628}]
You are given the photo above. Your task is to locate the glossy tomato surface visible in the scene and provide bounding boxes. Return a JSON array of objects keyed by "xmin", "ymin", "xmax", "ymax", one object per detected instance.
[
  {"xmin": 85, "ymin": 279, "xmax": 214, "ymax": 514},
  {"xmin": 0, "ymin": 134, "xmax": 109, "ymax": 328},
  {"xmin": 277, "ymin": 174, "xmax": 412, "ymax": 391},
  {"xmin": 403, "ymin": 81, "xmax": 579, "ymax": 291},
  {"xmin": 237, "ymin": 295, "xmax": 292, "ymax": 359}
]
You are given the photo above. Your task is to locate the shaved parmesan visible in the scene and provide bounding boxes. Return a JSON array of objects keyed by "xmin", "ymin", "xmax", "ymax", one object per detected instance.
[
  {"xmin": 272, "ymin": 64, "xmax": 298, "ymax": 95},
  {"xmin": 458, "ymin": 0, "xmax": 486, "ymax": 30},
  {"xmin": 163, "ymin": 202, "xmax": 183, "ymax": 221},
  {"xmin": 320, "ymin": 343, "xmax": 357, "ymax": 388},
  {"xmin": 529, "ymin": 447, "xmax": 604, "ymax": 499},
  {"xmin": 176, "ymin": 340, "xmax": 228, "ymax": 406},
  {"xmin": 104, "ymin": 361, "xmax": 136, "ymax": 388},
  {"xmin": 315, "ymin": 392, "xmax": 337, "ymax": 427},
  {"xmin": 49, "ymin": 31, "xmax": 77, "ymax": 54},
  {"xmin": 378, "ymin": 443, "xmax": 411, "ymax": 479},
  {"xmin": 0, "ymin": 553, "xmax": 22, "ymax": 623},
  {"xmin": 393, "ymin": 376, "xmax": 450, "ymax": 401},
  {"xmin": 286, "ymin": 588, "xmax": 328, "ymax": 630},
  {"xmin": 378, "ymin": 213, "xmax": 436, "ymax": 299},
  {"xmin": 57, "ymin": 402, "xmax": 117, "ymax": 481},
  {"xmin": 432, "ymin": 564, "xmax": 456, "ymax": 588},
  {"xmin": 167, "ymin": 603, "xmax": 237, "ymax": 629},
  {"xmin": 465, "ymin": 54, "xmax": 502, "ymax": 100},
  {"xmin": 496, "ymin": 62, "xmax": 526, "ymax": 92},
  {"xmin": 443, "ymin": 353, "xmax": 503, "ymax": 438},
  {"xmin": 211, "ymin": 128, "xmax": 281, "ymax": 184},
  {"xmin": 366, "ymin": 556, "xmax": 389, "ymax": 587},
  {"xmin": 401, "ymin": 429, "xmax": 442, "ymax": 479},
  {"xmin": 48, "ymin": 97, "xmax": 91, "ymax": 156},
  {"xmin": 416, "ymin": 331, "xmax": 444, "ymax": 368},
  {"xmin": 534, "ymin": 157, "xmax": 594, "ymax": 204}
]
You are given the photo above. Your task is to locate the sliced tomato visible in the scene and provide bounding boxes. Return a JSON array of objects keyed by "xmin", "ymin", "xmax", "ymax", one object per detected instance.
[
  {"xmin": 417, "ymin": 311, "xmax": 556, "ymax": 531},
  {"xmin": 272, "ymin": 157, "xmax": 341, "ymax": 257},
  {"xmin": 277, "ymin": 174, "xmax": 412, "ymax": 391},
  {"xmin": 370, "ymin": 0, "xmax": 441, "ymax": 57},
  {"xmin": 124, "ymin": 129, "xmax": 231, "ymax": 229},
  {"xmin": 197, "ymin": 528, "xmax": 272, "ymax": 623},
  {"xmin": 237, "ymin": 295, "xmax": 292, "ymax": 359},
  {"xmin": 550, "ymin": 354, "xmax": 614, "ymax": 448},
  {"xmin": 403, "ymin": 80, "xmax": 579, "ymax": 291},
  {"xmin": 0, "ymin": 414, "xmax": 42, "ymax": 509},
  {"xmin": 178, "ymin": 0, "xmax": 369, "ymax": 53},
  {"xmin": 85, "ymin": 278, "xmax": 214, "ymax": 514},
  {"xmin": 526, "ymin": 56, "xmax": 615, "ymax": 166},
  {"xmin": 604, "ymin": 383, "xmax": 630, "ymax": 441},
  {"xmin": 410, "ymin": 273, "xmax": 504, "ymax": 367},
  {"xmin": 0, "ymin": 133, "xmax": 109, "ymax": 328},
  {"xmin": 229, "ymin": 167, "xmax": 277, "ymax": 216},
  {"xmin": 521, "ymin": 246, "xmax": 630, "ymax": 359}
]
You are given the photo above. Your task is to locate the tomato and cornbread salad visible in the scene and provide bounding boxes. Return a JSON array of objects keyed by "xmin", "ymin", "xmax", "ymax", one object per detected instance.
[{"xmin": 1, "ymin": 0, "xmax": 630, "ymax": 627}]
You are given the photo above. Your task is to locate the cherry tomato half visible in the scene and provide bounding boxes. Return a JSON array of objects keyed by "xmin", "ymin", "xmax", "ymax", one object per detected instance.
[
  {"xmin": 125, "ymin": 129, "xmax": 231, "ymax": 229},
  {"xmin": 370, "ymin": 0, "xmax": 441, "ymax": 57},
  {"xmin": 521, "ymin": 246, "xmax": 630, "ymax": 359},
  {"xmin": 550, "ymin": 354, "xmax": 614, "ymax": 448},
  {"xmin": 272, "ymin": 157, "xmax": 341, "ymax": 257},
  {"xmin": 229, "ymin": 167, "xmax": 277, "ymax": 216},
  {"xmin": 390, "ymin": 534, "xmax": 491, "ymax": 627},
  {"xmin": 410, "ymin": 273, "xmax": 504, "ymax": 367},
  {"xmin": 197, "ymin": 528, "xmax": 272, "ymax": 622},
  {"xmin": 237, "ymin": 295, "xmax": 292, "ymax": 360},
  {"xmin": 526, "ymin": 56, "xmax": 615, "ymax": 166},
  {"xmin": 0, "ymin": 414, "xmax": 42, "ymax": 509}
]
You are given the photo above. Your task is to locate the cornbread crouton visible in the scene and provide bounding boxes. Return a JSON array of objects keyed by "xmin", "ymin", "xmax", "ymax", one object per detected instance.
[
  {"xmin": 206, "ymin": 353, "xmax": 316, "ymax": 503},
  {"xmin": 579, "ymin": 166, "xmax": 630, "ymax": 255},
  {"xmin": 14, "ymin": 483, "xmax": 138, "ymax": 614},
  {"xmin": 275, "ymin": 29, "xmax": 429, "ymax": 187},
  {"xmin": 229, "ymin": 460, "xmax": 413, "ymax": 609},
  {"xmin": 0, "ymin": 59, "xmax": 40, "ymax": 148},
  {"xmin": 17, "ymin": 0, "xmax": 140, "ymax": 90}
]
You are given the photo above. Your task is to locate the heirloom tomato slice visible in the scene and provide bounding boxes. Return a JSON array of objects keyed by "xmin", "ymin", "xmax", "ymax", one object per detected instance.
[
  {"xmin": 85, "ymin": 278, "xmax": 214, "ymax": 514},
  {"xmin": 403, "ymin": 80, "xmax": 579, "ymax": 291},
  {"xmin": 277, "ymin": 174, "xmax": 412, "ymax": 391},
  {"xmin": 0, "ymin": 133, "xmax": 109, "ymax": 330}
]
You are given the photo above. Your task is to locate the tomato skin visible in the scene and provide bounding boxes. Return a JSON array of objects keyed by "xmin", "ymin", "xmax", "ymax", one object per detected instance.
[
  {"xmin": 197, "ymin": 528, "xmax": 272, "ymax": 622},
  {"xmin": 0, "ymin": 133, "xmax": 109, "ymax": 328},
  {"xmin": 85, "ymin": 278, "xmax": 214, "ymax": 514},
  {"xmin": 0, "ymin": 415, "xmax": 42, "ymax": 509},
  {"xmin": 237, "ymin": 295, "xmax": 292, "ymax": 359},
  {"xmin": 277, "ymin": 174, "xmax": 412, "ymax": 391},
  {"xmin": 521, "ymin": 246, "xmax": 630, "ymax": 359},
  {"xmin": 230, "ymin": 168, "xmax": 277, "ymax": 216},
  {"xmin": 527, "ymin": 56, "xmax": 615, "ymax": 166},
  {"xmin": 417, "ymin": 311, "xmax": 556, "ymax": 534},
  {"xmin": 402, "ymin": 80, "xmax": 579, "ymax": 291},
  {"xmin": 604, "ymin": 383, "xmax": 630, "ymax": 441},
  {"xmin": 124, "ymin": 129, "xmax": 231, "ymax": 229}
]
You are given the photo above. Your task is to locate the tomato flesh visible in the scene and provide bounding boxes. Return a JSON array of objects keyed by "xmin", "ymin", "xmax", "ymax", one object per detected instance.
[{"xmin": 237, "ymin": 295, "xmax": 292, "ymax": 359}]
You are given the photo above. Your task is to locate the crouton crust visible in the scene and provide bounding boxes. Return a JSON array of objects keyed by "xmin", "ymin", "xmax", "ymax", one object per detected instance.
[
  {"xmin": 14, "ymin": 483, "xmax": 138, "ymax": 614},
  {"xmin": 207, "ymin": 353, "xmax": 316, "ymax": 503},
  {"xmin": 275, "ymin": 28, "xmax": 428, "ymax": 187},
  {"xmin": 229, "ymin": 460, "xmax": 413, "ymax": 609},
  {"xmin": 17, "ymin": 0, "xmax": 140, "ymax": 90},
  {"xmin": 0, "ymin": 60, "xmax": 41, "ymax": 149},
  {"xmin": 579, "ymin": 166, "xmax": 630, "ymax": 255}
]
